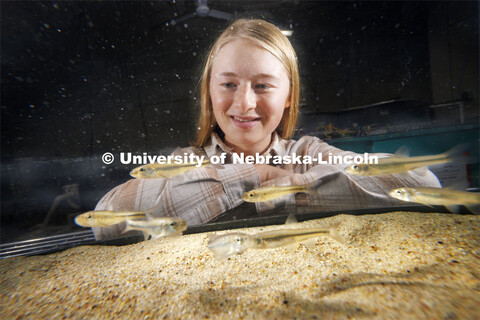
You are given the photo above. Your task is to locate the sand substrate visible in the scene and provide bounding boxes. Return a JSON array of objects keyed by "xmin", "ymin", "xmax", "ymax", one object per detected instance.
[{"xmin": 1, "ymin": 211, "xmax": 479, "ymax": 319}]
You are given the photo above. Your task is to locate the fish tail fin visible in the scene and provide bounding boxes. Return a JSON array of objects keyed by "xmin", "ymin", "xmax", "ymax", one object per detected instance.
[
  {"xmin": 445, "ymin": 205, "xmax": 462, "ymax": 214},
  {"xmin": 122, "ymin": 220, "xmax": 132, "ymax": 234},
  {"xmin": 207, "ymin": 235, "xmax": 234, "ymax": 260},
  {"xmin": 443, "ymin": 143, "xmax": 473, "ymax": 163},
  {"xmin": 285, "ymin": 213, "xmax": 298, "ymax": 225},
  {"xmin": 207, "ymin": 160, "xmax": 225, "ymax": 170},
  {"xmin": 209, "ymin": 248, "xmax": 233, "ymax": 260},
  {"xmin": 303, "ymin": 179, "xmax": 324, "ymax": 195},
  {"xmin": 327, "ymin": 222, "xmax": 345, "ymax": 244},
  {"xmin": 122, "ymin": 219, "xmax": 150, "ymax": 240}
]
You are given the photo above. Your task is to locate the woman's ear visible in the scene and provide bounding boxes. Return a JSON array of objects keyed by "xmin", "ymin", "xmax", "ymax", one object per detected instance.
[{"xmin": 284, "ymin": 97, "xmax": 291, "ymax": 109}]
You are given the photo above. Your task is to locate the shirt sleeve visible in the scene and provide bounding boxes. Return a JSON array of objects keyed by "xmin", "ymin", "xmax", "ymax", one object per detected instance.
[
  {"xmin": 92, "ymin": 164, "xmax": 260, "ymax": 240},
  {"xmin": 255, "ymin": 136, "xmax": 441, "ymax": 214}
]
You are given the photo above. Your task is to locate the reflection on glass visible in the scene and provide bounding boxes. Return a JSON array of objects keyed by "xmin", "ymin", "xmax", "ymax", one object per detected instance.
[{"xmin": 1, "ymin": 2, "xmax": 478, "ymax": 250}]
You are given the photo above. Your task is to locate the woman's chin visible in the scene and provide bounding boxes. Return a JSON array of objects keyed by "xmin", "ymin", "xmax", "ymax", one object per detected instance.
[{"xmin": 224, "ymin": 136, "xmax": 270, "ymax": 154}]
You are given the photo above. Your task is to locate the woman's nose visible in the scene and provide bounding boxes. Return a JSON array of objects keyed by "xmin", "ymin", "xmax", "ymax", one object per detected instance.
[{"xmin": 234, "ymin": 85, "xmax": 256, "ymax": 112}]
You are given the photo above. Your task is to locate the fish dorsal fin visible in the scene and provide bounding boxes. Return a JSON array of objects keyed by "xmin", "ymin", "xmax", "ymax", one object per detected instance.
[
  {"xmin": 393, "ymin": 146, "xmax": 410, "ymax": 158},
  {"xmin": 144, "ymin": 203, "xmax": 162, "ymax": 219},
  {"xmin": 443, "ymin": 143, "xmax": 472, "ymax": 163}
]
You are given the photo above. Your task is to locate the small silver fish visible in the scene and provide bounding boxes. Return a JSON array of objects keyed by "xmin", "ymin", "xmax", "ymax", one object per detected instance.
[
  {"xmin": 345, "ymin": 143, "xmax": 470, "ymax": 176},
  {"xmin": 207, "ymin": 220, "xmax": 344, "ymax": 260},
  {"xmin": 74, "ymin": 210, "xmax": 147, "ymax": 227},
  {"xmin": 389, "ymin": 186, "xmax": 479, "ymax": 214},
  {"xmin": 130, "ymin": 160, "xmax": 212, "ymax": 179},
  {"xmin": 123, "ymin": 217, "xmax": 187, "ymax": 240},
  {"xmin": 242, "ymin": 180, "xmax": 323, "ymax": 206}
]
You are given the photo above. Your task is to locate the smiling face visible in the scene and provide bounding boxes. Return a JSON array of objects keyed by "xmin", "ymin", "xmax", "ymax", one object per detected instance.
[{"xmin": 209, "ymin": 39, "xmax": 291, "ymax": 155}]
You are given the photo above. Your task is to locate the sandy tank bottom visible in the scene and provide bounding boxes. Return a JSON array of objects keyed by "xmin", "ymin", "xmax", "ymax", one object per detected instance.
[{"xmin": 1, "ymin": 211, "xmax": 479, "ymax": 320}]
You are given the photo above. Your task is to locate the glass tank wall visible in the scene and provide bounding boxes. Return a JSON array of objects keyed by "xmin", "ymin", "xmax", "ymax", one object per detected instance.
[{"xmin": 1, "ymin": 1, "xmax": 478, "ymax": 251}]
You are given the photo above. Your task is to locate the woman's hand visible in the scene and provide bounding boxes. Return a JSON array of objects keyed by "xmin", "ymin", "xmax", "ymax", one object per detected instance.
[{"xmin": 253, "ymin": 164, "xmax": 294, "ymax": 183}]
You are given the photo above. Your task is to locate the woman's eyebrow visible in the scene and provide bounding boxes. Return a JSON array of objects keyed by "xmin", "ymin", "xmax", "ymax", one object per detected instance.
[
  {"xmin": 254, "ymin": 73, "xmax": 279, "ymax": 80},
  {"xmin": 218, "ymin": 72, "xmax": 237, "ymax": 77},
  {"xmin": 218, "ymin": 72, "xmax": 279, "ymax": 80}
]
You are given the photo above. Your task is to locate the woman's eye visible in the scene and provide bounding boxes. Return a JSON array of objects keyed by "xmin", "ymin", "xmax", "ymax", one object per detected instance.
[
  {"xmin": 256, "ymin": 84, "xmax": 270, "ymax": 90},
  {"xmin": 222, "ymin": 82, "xmax": 235, "ymax": 88}
]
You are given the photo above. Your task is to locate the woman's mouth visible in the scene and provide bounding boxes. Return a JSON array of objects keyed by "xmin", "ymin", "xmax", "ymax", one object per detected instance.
[{"xmin": 230, "ymin": 116, "xmax": 260, "ymax": 128}]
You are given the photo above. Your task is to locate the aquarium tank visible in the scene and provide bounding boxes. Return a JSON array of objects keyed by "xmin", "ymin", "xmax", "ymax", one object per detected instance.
[{"xmin": 1, "ymin": 0, "xmax": 478, "ymax": 257}]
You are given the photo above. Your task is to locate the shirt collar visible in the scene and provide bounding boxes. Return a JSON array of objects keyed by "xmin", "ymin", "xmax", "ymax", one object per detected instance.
[{"xmin": 204, "ymin": 132, "xmax": 286, "ymax": 159}]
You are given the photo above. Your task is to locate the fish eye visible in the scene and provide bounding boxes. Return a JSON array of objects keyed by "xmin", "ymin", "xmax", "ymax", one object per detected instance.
[
  {"xmin": 170, "ymin": 222, "xmax": 177, "ymax": 226},
  {"xmin": 248, "ymin": 193, "xmax": 254, "ymax": 198},
  {"xmin": 87, "ymin": 214, "xmax": 92, "ymax": 219},
  {"xmin": 352, "ymin": 165, "xmax": 359, "ymax": 170},
  {"xmin": 139, "ymin": 168, "xmax": 145, "ymax": 172},
  {"xmin": 396, "ymin": 190, "xmax": 403, "ymax": 194}
]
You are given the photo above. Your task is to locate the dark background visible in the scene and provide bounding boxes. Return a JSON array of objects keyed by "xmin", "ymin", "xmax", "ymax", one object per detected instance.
[{"xmin": 1, "ymin": 1, "xmax": 478, "ymax": 242}]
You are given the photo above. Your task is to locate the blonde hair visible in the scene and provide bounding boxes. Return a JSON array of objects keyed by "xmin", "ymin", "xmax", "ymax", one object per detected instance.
[{"xmin": 194, "ymin": 19, "xmax": 300, "ymax": 147}]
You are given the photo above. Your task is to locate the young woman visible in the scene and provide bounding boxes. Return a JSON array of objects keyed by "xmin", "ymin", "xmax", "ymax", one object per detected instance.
[{"xmin": 93, "ymin": 19, "xmax": 440, "ymax": 240}]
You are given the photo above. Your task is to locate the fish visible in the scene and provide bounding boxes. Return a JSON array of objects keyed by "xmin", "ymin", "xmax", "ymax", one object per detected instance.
[
  {"xmin": 122, "ymin": 217, "xmax": 187, "ymax": 240},
  {"xmin": 74, "ymin": 210, "xmax": 147, "ymax": 227},
  {"xmin": 242, "ymin": 180, "xmax": 323, "ymax": 207},
  {"xmin": 388, "ymin": 186, "xmax": 480, "ymax": 214},
  {"xmin": 345, "ymin": 143, "xmax": 470, "ymax": 176},
  {"xmin": 130, "ymin": 159, "xmax": 213, "ymax": 179},
  {"xmin": 207, "ymin": 217, "xmax": 344, "ymax": 260}
]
